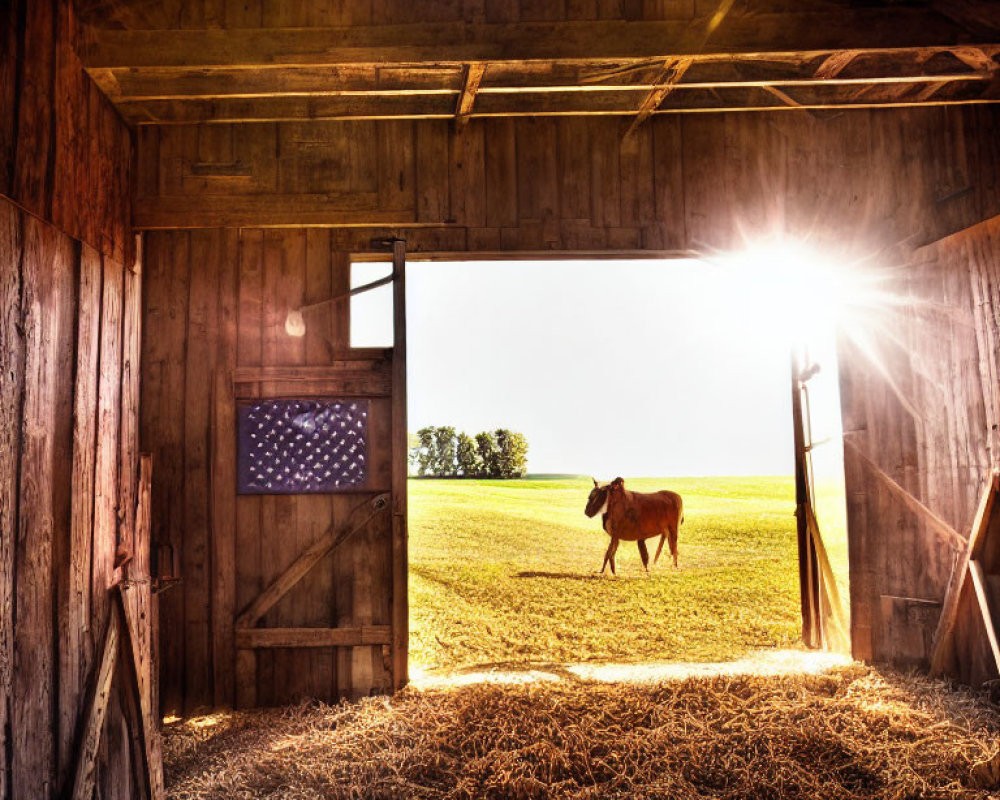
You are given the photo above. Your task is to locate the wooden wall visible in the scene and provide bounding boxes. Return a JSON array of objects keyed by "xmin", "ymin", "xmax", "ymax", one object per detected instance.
[
  {"xmin": 135, "ymin": 107, "xmax": 1000, "ymax": 250},
  {"xmin": 1, "ymin": 0, "xmax": 133, "ymax": 262},
  {"xmin": 137, "ymin": 104, "xmax": 1000, "ymax": 711},
  {"xmin": 0, "ymin": 1, "xmax": 152, "ymax": 798}
]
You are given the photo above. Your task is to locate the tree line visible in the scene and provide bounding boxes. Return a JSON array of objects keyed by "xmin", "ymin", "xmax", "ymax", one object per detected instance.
[{"xmin": 410, "ymin": 426, "xmax": 529, "ymax": 478}]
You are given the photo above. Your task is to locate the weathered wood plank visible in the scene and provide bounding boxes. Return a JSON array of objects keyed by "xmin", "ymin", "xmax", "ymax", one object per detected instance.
[
  {"xmin": 211, "ymin": 228, "xmax": 239, "ymax": 709},
  {"xmin": 135, "ymin": 193, "xmax": 419, "ymax": 230},
  {"xmin": 391, "ymin": 240, "xmax": 408, "ymax": 690},
  {"xmin": 183, "ymin": 229, "xmax": 220, "ymax": 712},
  {"xmin": 60, "ymin": 242, "xmax": 102, "ymax": 793},
  {"xmin": 69, "ymin": 604, "xmax": 121, "ymax": 800},
  {"xmin": 91, "ymin": 254, "xmax": 123, "ymax": 685},
  {"xmin": 14, "ymin": 215, "xmax": 76, "ymax": 800},
  {"xmin": 236, "ymin": 626, "xmax": 392, "ymax": 649},
  {"xmin": 0, "ymin": 200, "xmax": 23, "ymax": 800}
]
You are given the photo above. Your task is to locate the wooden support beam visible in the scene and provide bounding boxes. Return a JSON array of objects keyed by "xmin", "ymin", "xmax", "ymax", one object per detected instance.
[
  {"xmin": 235, "ymin": 626, "xmax": 392, "ymax": 649},
  {"xmin": 846, "ymin": 440, "xmax": 967, "ymax": 549},
  {"xmin": 968, "ymin": 561, "xmax": 1000, "ymax": 673},
  {"xmin": 70, "ymin": 605, "xmax": 121, "ymax": 800},
  {"xmin": 814, "ymin": 50, "xmax": 861, "ymax": 79},
  {"xmin": 761, "ymin": 84, "xmax": 803, "ymax": 107},
  {"xmin": 94, "ymin": 54, "xmax": 998, "ymax": 102},
  {"xmin": 456, "ymin": 63, "xmax": 486, "ymax": 127},
  {"xmin": 134, "ymin": 194, "xmax": 422, "ymax": 229},
  {"xmin": 80, "ymin": 14, "xmax": 980, "ymax": 70},
  {"xmin": 627, "ymin": 57, "xmax": 691, "ymax": 136},
  {"xmin": 930, "ymin": 472, "xmax": 999, "ymax": 675},
  {"xmin": 119, "ymin": 81, "xmax": 1000, "ymax": 126},
  {"xmin": 390, "ymin": 239, "xmax": 409, "ymax": 691}
]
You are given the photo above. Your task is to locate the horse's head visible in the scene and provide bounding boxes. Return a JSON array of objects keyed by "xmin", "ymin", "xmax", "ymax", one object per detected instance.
[{"xmin": 585, "ymin": 478, "xmax": 610, "ymax": 518}]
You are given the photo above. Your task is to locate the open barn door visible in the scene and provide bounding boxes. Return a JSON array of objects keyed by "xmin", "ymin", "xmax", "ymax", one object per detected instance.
[{"xmin": 792, "ymin": 349, "xmax": 850, "ymax": 652}]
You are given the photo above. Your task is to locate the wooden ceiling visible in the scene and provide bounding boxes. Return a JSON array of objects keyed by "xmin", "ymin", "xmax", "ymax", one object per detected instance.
[{"xmin": 75, "ymin": 1, "xmax": 1000, "ymax": 128}]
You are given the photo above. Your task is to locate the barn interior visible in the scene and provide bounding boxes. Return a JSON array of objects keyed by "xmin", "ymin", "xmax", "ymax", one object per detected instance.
[{"xmin": 2, "ymin": 1, "xmax": 1000, "ymax": 797}]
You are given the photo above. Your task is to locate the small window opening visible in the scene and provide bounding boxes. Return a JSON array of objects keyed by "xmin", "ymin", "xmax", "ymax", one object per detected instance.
[{"xmin": 350, "ymin": 261, "xmax": 393, "ymax": 348}]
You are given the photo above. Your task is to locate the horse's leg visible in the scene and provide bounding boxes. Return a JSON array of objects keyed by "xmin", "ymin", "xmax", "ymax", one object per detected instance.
[
  {"xmin": 668, "ymin": 524, "xmax": 679, "ymax": 567},
  {"xmin": 607, "ymin": 537, "xmax": 620, "ymax": 576},
  {"xmin": 653, "ymin": 532, "xmax": 667, "ymax": 564},
  {"xmin": 600, "ymin": 537, "xmax": 615, "ymax": 574},
  {"xmin": 637, "ymin": 538, "xmax": 650, "ymax": 573}
]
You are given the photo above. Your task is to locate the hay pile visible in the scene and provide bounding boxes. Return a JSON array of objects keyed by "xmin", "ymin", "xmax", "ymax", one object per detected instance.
[{"xmin": 164, "ymin": 665, "xmax": 999, "ymax": 799}]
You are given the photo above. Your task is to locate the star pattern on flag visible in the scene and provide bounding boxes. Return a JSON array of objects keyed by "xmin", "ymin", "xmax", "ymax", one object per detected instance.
[{"xmin": 237, "ymin": 399, "xmax": 368, "ymax": 494}]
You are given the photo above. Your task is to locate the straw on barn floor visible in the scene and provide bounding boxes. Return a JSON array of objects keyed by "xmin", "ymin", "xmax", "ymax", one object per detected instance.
[{"xmin": 164, "ymin": 664, "xmax": 1000, "ymax": 800}]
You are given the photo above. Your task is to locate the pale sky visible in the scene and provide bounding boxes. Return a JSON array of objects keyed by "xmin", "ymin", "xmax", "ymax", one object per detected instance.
[{"xmin": 352, "ymin": 257, "xmax": 845, "ymax": 478}]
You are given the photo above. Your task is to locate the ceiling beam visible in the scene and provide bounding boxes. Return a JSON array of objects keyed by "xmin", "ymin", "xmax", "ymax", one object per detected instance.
[
  {"xmin": 80, "ymin": 12, "xmax": 985, "ymax": 70},
  {"xmin": 627, "ymin": 57, "xmax": 691, "ymax": 135},
  {"xmin": 455, "ymin": 63, "xmax": 486, "ymax": 127},
  {"xmin": 115, "ymin": 80, "xmax": 1000, "ymax": 125}
]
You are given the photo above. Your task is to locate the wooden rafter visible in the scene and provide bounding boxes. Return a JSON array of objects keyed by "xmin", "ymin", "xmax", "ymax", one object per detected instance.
[
  {"xmin": 455, "ymin": 62, "xmax": 486, "ymax": 127},
  {"xmin": 626, "ymin": 57, "xmax": 691, "ymax": 135},
  {"xmin": 814, "ymin": 50, "xmax": 861, "ymax": 79}
]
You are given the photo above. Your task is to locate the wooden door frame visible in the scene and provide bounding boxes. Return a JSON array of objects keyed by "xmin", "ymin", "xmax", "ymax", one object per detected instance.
[{"xmin": 357, "ymin": 247, "xmax": 852, "ymax": 673}]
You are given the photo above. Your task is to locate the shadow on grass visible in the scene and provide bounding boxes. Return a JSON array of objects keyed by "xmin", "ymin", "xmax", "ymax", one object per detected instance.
[{"xmin": 514, "ymin": 570, "xmax": 605, "ymax": 580}]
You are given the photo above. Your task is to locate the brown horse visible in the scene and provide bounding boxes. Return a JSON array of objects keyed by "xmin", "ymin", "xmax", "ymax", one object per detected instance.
[{"xmin": 585, "ymin": 477, "xmax": 683, "ymax": 574}]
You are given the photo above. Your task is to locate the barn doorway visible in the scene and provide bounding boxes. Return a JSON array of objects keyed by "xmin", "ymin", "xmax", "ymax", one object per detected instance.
[{"xmin": 351, "ymin": 250, "xmax": 851, "ymax": 677}]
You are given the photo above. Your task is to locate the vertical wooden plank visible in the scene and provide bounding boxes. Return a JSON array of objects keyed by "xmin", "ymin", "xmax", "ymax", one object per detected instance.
[
  {"xmin": 140, "ymin": 231, "xmax": 189, "ymax": 716},
  {"xmin": 619, "ymin": 119, "xmax": 656, "ymax": 226},
  {"xmin": 484, "ymin": 119, "xmax": 518, "ymax": 229},
  {"xmin": 651, "ymin": 117, "xmax": 685, "ymax": 249},
  {"xmin": 259, "ymin": 229, "xmax": 306, "ymax": 705},
  {"xmin": 183, "ymin": 229, "xmax": 220, "ymax": 712},
  {"xmin": 235, "ymin": 229, "xmax": 262, "ymax": 709},
  {"xmin": 118, "ymin": 242, "xmax": 143, "ymax": 563},
  {"xmin": 450, "ymin": 121, "xmax": 487, "ymax": 228},
  {"xmin": 91, "ymin": 253, "xmax": 123, "ymax": 692},
  {"xmin": 391, "ymin": 240, "xmax": 408, "ymax": 690},
  {"xmin": 13, "ymin": 0, "xmax": 54, "ymax": 219},
  {"xmin": 0, "ymin": 0, "xmax": 20, "ymax": 196},
  {"xmin": 14, "ymin": 215, "xmax": 75, "ymax": 800},
  {"xmin": 305, "ymin": 230, "xmax": 336, "ymax": 699},
  {"xmin": 378, "ymin": 121, "xmax": 416, "ymax": 213},
  {"xmin": 51, "ymin": 0, "xmax": 84, "ymax": 240},
  {"xmin": 415, "ymin": 121, "xmax": 450, "ymax": 223},
  {"xmin": 211, "ymin": 229, "xmax": 239, "ymax": 708},
  {"xmin": 590, "ymin": 118, "xmax": 622, "ymax": 230},
  {"xmin": 0, "ymin": 200, "xmax": 23, "ymax": 800},
  {"xmin": 59, "ymin": 242, "xmax": 102, "ymax": 793},
  {"xmin": 558, "ymin": 117, "xmax": 592, "ymax": 222}
]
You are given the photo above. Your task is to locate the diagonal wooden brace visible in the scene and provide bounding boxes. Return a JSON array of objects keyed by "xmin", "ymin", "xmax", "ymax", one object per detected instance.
[{"xmin": 236, "ymin": 493, "xmax": 390, "ymax": 630}]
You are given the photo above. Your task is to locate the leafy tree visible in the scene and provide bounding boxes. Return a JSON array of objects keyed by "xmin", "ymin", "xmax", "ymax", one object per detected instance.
[
  {"xmin": 415, "ymin": 427, "xmax": 436, "ymax": 476},
  {"xmin": 496, "ymin": 428, "xmax": 529, "ymax": 478},
  {"xmin": 455, "ymin": 432, "xmax": 481, "ymax": 476},
  {"xmin": 475, "ymin": 431, "xmax": 501, "ymax": 477},
  {"xmin": 434, "ymin": 426, "xmax": 458, "ymax": 476}
]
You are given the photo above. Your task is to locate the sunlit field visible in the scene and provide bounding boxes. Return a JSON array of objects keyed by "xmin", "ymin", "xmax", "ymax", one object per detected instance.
[{"xmin": 409, "ymin": 475, "xmax": 849, "ymax": 672}]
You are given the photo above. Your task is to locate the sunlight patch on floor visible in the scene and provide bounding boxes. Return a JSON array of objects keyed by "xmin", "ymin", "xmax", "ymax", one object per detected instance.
[{"xmin": 409, "ymin": 649, "xmax": 854, "ymax": 690}]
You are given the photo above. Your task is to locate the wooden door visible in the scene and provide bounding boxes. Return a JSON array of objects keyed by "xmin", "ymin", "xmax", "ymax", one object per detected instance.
[{"xmin": 228, "ymin": 237, "xmax": 408, "ymax": 707}]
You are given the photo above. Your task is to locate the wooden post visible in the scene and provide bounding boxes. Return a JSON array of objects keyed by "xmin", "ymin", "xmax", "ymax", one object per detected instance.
[
  {"xmin": 390, "ymin": 239, "xmax": 408, "ymax": 690},
  {"xmin": 791, "ymin": 349, "xmax": 821, "ymax": 648}
]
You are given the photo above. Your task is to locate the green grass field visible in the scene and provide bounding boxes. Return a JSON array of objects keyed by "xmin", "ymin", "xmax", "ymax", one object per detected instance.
[{"xmin": 409, "ymin": 475, "xmax": 849, "ymax": 672}]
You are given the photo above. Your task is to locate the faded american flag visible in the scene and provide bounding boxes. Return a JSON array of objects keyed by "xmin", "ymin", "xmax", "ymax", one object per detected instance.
[{"xmin": 237, "ymin": 398, "xmax": 368, "ymax": 494}]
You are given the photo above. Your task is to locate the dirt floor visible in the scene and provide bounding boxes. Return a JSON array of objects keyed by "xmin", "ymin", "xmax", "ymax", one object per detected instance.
[{"xmin": 164, "ymin": 655, "xmax": 1000, "ymax": 800}]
